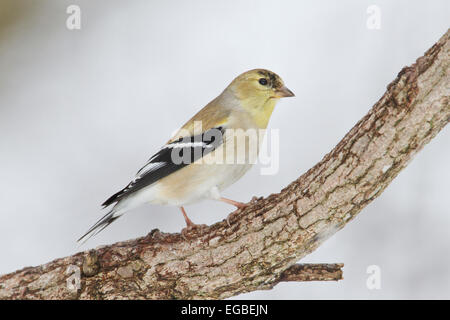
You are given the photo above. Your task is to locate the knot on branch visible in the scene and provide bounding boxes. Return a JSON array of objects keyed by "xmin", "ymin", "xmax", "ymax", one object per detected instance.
[{"xmin": 82, "ymin": 250, "xmax": 100, "ymax": 277}]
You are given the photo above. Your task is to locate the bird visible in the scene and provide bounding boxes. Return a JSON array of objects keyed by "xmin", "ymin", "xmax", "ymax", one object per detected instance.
[{"xmin": 78, "ymin": 69, "xmax": 294, "ymax": 243}]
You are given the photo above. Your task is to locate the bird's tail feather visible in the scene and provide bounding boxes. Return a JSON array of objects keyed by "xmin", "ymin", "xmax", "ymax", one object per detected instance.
[{"xmin": 77, "ymin": 207, "xmax": 123, "ymax": 245}]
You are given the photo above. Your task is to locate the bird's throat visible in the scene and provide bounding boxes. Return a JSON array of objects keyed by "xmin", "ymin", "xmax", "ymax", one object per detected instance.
[{"xmin": 251, "ymin": 98, "xmax": 277, "ymax": 129}]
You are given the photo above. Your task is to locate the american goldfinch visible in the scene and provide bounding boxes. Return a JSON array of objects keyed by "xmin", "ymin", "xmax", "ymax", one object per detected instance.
[{"xmin": 78, "ymin": 69, "xmax": 294, "ymax": 242}]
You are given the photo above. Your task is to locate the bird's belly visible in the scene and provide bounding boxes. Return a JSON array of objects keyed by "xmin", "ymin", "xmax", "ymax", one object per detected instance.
[{"xmin": 149, "ymin": 162, "xmax": 252, "ymax": 206}]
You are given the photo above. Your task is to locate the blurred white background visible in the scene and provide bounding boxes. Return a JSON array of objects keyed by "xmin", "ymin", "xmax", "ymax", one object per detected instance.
[{"xmin": 0, "ymin": 0, "xmax": 449, "ymax": 299}]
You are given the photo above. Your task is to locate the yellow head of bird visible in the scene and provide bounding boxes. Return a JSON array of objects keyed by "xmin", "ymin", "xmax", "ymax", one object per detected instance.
[
  {"xmin": 225, "ymin": 69, "xmax": 294, "ymax": 128},
  {"xmin": 229, "ymin": 69, "xmax": 294, "ymax": 103}
]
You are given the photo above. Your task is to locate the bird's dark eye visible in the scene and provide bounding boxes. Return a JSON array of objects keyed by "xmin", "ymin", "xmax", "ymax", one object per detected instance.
[{"xmin": 258, "ymin": 78, "xmax": 268, "ymax": 86}]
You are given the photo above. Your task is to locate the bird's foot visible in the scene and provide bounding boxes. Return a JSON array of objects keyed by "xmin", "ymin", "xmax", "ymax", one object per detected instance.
[
  {"xmin": 225, "ymin": 203, "xmax": 250, "ymax": 227},
  {"xmin": 233, "ymin": 201, "xmax": 248, "ymax": 209},
  {"xmin": 223, "ymin": 197, "xmax": 262, "ymax": 226},
  {"xmin": 181, "ymin": 223, "xmax": 208, "ymax": 239}
]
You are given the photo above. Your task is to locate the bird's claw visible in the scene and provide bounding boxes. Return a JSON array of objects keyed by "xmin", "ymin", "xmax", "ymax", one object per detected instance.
[
  {"xmin": 181, "ymin": 223, "xmax": 208, "ymax": 239},
  {"xmin": 226, "ymin": 215, "xmax": 232, "ymax": 227},
  {"xmin": 225, "ymin": 203, "xmax": 249, "ymax": 226}
]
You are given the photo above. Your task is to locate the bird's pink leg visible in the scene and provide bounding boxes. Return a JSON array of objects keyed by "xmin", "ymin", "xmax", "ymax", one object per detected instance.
[
  {"xmin": 219, "ymin": 197, "xmax": 247, "ymax": 209},
  {"xmin": 180, "ymin": 206, "xmax": 195, "ymax": 227}
]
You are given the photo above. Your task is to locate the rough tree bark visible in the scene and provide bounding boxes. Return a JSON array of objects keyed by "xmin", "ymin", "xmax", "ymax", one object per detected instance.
[{"xmin": 0, "ymin": 29, "xmax": 448, "ymax": 300}]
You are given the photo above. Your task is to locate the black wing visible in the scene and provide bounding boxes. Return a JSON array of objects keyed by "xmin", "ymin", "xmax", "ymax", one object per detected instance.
[{"xmin": 102, "ymin": 126, "xmax": 225, "ymax": 207}]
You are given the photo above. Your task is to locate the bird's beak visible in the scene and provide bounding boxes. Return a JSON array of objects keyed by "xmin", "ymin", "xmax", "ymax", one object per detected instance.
[{"xmin": 274, "ymin": 86, "xmax": 295, "ymax": 98}]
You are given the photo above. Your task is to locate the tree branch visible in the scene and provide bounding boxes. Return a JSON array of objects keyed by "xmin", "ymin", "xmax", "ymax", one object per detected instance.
[
  {"xmin": 277, "ymin": 263, "xmax": 344, "ymax": 282},
  {"xmin": 1, "ymin": 29, "xmax": 448, "ymax": 300}
]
